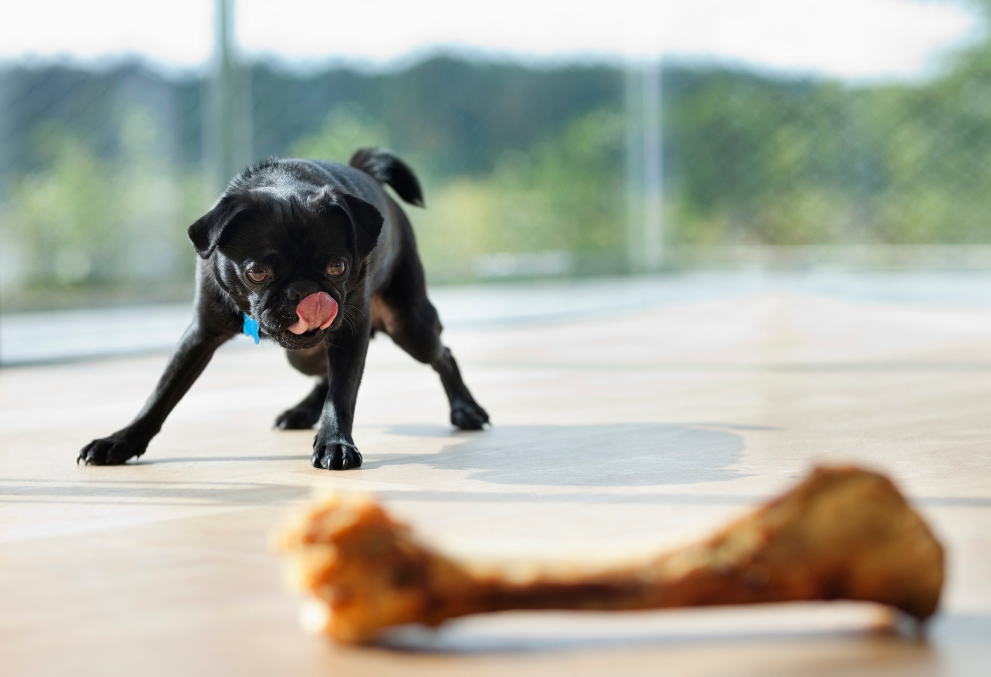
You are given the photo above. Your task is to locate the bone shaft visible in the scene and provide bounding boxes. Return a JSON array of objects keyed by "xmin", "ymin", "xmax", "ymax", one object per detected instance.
[
  {"xmin": 456, "ymin": 580, "xmax": 658, "ymax": 615},
  {"xmin": 446, "ymin": 567, "xmax": 784, "ymax": 618}
]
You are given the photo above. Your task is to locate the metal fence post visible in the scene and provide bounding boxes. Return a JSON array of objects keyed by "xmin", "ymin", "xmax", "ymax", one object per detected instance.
[
  {"xmin": 209, "ymin": 0, "xmax": 252, "ymax": 192},
  {"xmin": 642, "ymin": 58, "xmax": 663, "ymax": 270},
  {"xmin": 625, "ymin": 58, "xmax": 664, "ymax": 273},
  {"xmin": 625, "ymin": 64, "xmax": 644, "ymax": 273}
]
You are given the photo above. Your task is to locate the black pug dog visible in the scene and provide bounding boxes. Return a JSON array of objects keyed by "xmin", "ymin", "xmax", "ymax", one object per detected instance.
[{"xmin": 78, "ymin": 149, "xmax": 489, "ymax": 470}]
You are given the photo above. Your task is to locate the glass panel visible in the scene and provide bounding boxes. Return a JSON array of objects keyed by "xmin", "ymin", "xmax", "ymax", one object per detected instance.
[{"xmin": 1, "ymin": 0, "xmax": 987, "ymax": 362}]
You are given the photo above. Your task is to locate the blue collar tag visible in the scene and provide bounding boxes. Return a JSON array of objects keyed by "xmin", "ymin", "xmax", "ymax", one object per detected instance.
[{"xmin": 242, "ymin": 313, "xmax": 260, "ymax": 344}]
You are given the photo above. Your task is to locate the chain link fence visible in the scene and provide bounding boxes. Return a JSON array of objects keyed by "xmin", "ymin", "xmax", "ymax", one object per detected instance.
[
  {"xmin": 0, "ymin": 64, "xmax": 210, "ymax": 311},
  {"xmin": 4, "ymin": 10, "xmax": 991, "ymax": 312}
]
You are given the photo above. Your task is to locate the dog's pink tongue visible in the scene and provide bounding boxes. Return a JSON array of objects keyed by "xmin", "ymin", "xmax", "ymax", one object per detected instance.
[{"xmin": 287, "ymin": 292, "xmax": 338, "ymax": 335}]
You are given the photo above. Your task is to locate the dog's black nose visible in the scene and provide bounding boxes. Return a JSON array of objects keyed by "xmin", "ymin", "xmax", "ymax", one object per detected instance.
[{"xmin": 285, "ymin": 281, "xmax": 319, "ymax": 303}]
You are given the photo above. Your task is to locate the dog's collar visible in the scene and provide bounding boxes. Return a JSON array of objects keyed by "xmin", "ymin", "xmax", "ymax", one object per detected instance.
[{"xmin": 242, "ymin": 313, "xmax": 260, "ymax": 344}]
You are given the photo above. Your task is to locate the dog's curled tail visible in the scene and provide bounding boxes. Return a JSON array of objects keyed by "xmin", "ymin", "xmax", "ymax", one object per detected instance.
[{"xmin": 350, "ymin": 148, "xmax": 425, "ymax": 208}]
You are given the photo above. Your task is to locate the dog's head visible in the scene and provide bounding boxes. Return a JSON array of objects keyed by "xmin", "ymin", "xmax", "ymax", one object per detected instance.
[{"xmin": 187, "ymin": 164, "xmax": 383, "ymax": 350}]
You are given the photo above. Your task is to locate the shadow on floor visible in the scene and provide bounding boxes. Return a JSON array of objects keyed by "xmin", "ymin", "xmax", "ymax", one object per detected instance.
[
  {"xmin": 0, "ymin": 477, "xmax": 311, "ymax": 506},
  {"xmin": 145, "ymin": 455, "xmax": 311, "ymax": 464},
  {"xmin": 367, "ymin": 423, "xmax": 749, "ymax": 487},
  {"xmin": 376, "ymin": 608, "xmax": 942, "ymax": 656}
]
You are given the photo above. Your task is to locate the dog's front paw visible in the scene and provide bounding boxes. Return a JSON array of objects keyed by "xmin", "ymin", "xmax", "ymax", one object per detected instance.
[
  {"xmin": 311, "ymin": 434, "xmax": 362, "ymax": 471},
  {"xmin": 78, "ymin": 431, "xmax": 148, "ymax": 465},
  {"xmin": 275, "ymin": 405, "xmax": 321, "ymax": 430},
  {"xmin": 451, "ymin": 399, "xmax": 490, "ymax": 431}
]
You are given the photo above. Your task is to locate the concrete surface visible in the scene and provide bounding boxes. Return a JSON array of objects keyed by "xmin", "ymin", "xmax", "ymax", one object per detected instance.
[{"xmin": 1, "ymin": 273, "xmax": 990, "ymax": 676}]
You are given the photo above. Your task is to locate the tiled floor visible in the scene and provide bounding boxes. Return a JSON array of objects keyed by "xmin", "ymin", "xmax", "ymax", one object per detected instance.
[{"xmin": 2, "ymin": 274, "xmax": 990, "ymax": 676}]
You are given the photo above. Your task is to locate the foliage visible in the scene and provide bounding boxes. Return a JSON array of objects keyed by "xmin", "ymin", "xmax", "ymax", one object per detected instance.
[
  {"xmin": 665, "ymin": 66, "xmax": 991, "ymax": 246},
  {"xmin": 415, "ymin": 109, "xmax": 626, "ymax": 269},
  {"xmin": 0, "ymin": 108, "xmax": 210, "ymax": 303},
  {"xmin": 290, "ymin": 104, "xmax": 389, "ymax": 164},
  {"xmin": 7, "ymin": 23, "xmax": 991, "ymax": 306}
]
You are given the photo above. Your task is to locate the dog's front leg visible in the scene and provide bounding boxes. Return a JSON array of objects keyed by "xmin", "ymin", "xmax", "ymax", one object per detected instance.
[
  {"xmin": 311, "ymin": 309, "xmax": 372, "ymax": 471},
  {"xmin": 78, "ymin": 322, "xmax": 233, "ymax": 465}
]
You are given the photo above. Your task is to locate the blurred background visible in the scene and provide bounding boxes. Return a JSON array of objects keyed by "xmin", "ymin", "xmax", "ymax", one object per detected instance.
[{"xmin": 2, "ymin": 0, "xmax": 991, "ymax": 362}]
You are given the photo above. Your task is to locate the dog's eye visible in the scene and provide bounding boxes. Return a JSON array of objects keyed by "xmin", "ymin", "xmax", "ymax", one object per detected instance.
[
  {"xmin": 245, "ymin": 265, "xmax": 270, "ymax": 284},
  {"xmin": 326, "ymin": 260, "xmax": 347, "ymax": 277}
]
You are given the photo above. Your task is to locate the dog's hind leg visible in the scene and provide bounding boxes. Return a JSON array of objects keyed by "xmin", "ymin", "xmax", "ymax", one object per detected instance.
[
  {"xmin": 276, "ymin": 345, "xmax": 329, "ymax": 430},
  {"xmin": 372, "ymin": 292, "xmax": 489, "ymax": 431},
  {"xmin": 431, "ymin": 344, "xmax": 490, "ymax": 430}
]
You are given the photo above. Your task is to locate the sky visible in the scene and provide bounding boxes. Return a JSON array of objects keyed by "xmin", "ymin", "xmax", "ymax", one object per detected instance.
[{"xmin": 0, "ymin": 0, "xmax": 984, "ymax": 81}]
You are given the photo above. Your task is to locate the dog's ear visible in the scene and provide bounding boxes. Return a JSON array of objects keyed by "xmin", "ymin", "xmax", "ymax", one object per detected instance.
[
  {"xmin": 342, "ymin": 193, "xmax": 384, "ymax": 260},
  {"xmin": 310, "ymin": 187, "xmax": 384, "ymax": 261},
  {"xmin": 187, "ymin": 196, "xmax": 250, "ymax": 259}
]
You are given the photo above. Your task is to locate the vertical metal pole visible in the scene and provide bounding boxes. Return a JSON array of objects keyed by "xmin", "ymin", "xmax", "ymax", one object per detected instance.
[
  {"xmin": 625, "ymin": 58, "xmax": 664, "ymax": 273},
  {"xmin": 642, "ymin": 58, "xmax": 663, "ymax": 270},
  {"xmin": 210, "ymin": 0, "xmax": 251, "ymax": 192},
  {"xmin": 624, "ymin": 65, "xmax": 644, "ymax": 273},
  {"xmin": 216, "ymin": 0, "xmax": 235, "ymax": 188}
]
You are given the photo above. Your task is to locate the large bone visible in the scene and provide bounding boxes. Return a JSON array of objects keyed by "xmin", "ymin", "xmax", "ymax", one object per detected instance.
[{"xmin": 278, "ymin": 466, "xmax": 945, "ymax": 644}]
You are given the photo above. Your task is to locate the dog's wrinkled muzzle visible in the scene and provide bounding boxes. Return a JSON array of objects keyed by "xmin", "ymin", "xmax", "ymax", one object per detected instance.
[{"xmin": 287, "ymin": 292, "xmax": 338, "ymax": 335}]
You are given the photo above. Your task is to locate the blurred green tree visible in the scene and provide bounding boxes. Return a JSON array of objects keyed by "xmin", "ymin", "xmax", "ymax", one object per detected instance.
[{"xmin": 1, "ymin": 107, "xmax": 210, "ymax": 308}]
